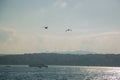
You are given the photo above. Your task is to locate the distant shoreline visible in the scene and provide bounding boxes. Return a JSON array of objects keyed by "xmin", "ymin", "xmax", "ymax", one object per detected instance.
[{"xmin": 0, "ymin": 53, "xmax": 120, "ymax": 67}]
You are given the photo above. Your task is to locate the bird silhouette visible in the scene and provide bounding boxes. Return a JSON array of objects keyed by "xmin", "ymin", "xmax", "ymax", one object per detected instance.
[
  {"xmin": 41, "ymin": 26, "xmax": 48, "ymax": 29},
  {"xmin": 44, "ymin": 26, "xmax": 48, "ymax": 29},
  {"xmin": 65, "ymin": 29, "xmax": 72, "ymax": 32}
]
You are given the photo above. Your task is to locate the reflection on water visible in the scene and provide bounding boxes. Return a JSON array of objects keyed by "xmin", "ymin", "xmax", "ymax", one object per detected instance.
[{"xmin": 0, "ymin": 65, "xmax": 120, "ymax": 80}]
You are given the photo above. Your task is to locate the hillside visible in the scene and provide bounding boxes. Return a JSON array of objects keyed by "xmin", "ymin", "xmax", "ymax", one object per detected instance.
[{"xmin": 0, "ymin": 53, "xmax": 120, "ymax": 67}]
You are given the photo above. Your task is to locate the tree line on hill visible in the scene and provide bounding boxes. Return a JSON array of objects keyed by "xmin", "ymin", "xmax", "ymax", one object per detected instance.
[{"xmin": 0, "ymin": 53, "xmax": 120, "ymax": 67}]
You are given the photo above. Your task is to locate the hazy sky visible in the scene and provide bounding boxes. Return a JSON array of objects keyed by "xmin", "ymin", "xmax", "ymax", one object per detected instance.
[{"xmin": 0, "ymin": 0, "xmax": 120, "ymax": 54}]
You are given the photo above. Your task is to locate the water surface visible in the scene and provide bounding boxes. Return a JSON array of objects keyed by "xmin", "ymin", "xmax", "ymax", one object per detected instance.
[{"xmin": 0, "ymin": 65, "xmax": 120, "ymax": 80}]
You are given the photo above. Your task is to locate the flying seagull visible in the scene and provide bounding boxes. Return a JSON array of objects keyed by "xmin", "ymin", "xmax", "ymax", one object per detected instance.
[
  {"xmin": 41, "ymin": 26, "xmax": 48, "ymax": 29},
  {"xmin": 44, "ymin": 26, "xmax": 48, "ymax": 29},
  {"xmin": 65, "ymin": 29, "xmax": 72, "ymax": 32}
]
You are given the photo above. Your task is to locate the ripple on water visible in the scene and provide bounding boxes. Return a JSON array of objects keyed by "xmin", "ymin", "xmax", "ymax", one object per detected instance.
[{"xmin": 0, "ymin": 66, "xmax": 120, "ymax": 80}]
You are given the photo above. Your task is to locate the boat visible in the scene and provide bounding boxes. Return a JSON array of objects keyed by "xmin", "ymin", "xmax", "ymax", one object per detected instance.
[
  {"xmin": 5, "ymin": 65, "xmax": 11, "ymax": 67},
  {"xmin": 29, "ymin": 64, "xmax": 48, "ymax": 68}
]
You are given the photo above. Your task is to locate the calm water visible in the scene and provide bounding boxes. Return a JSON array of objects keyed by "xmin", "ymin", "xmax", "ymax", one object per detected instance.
[{"xmin": 0, "ymin": 65, "xmax": 120, "ymax": 80}]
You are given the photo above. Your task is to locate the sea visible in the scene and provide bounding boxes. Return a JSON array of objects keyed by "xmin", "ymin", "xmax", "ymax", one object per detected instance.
[{"xmin": 0, "ymin": 65, "xmax": 120, "ymax": 80}]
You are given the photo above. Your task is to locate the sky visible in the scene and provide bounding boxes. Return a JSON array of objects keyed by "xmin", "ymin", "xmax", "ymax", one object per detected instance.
[{"xmin": 0, "ymin": 0, "xmax": 120, "ymax": 54}]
